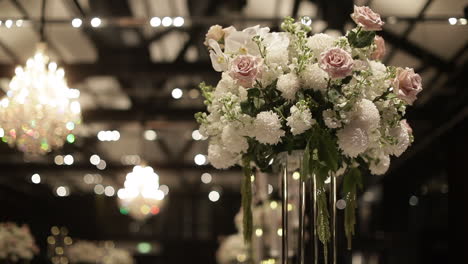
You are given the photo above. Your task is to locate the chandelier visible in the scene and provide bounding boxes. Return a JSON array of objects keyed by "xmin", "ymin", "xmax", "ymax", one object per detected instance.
[
  {"xmin": 117, "ymin": 165, "xmax": 166, "ymax": 221},
  {"xmin": 0, "ymin": 43, "xmax": 81, "ymax": 155}
]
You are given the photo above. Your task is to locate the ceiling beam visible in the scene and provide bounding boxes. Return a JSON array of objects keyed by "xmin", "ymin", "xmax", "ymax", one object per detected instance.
[{"xmin": 0, "ymin": 62, "xmax": 215, "ymax": 83}]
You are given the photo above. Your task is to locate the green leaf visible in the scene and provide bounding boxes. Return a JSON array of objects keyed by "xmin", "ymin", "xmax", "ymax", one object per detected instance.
[
  {"xmin": 347, "ymin": 30, "xmax": 375, "ymax": 48},
  {"xmin": 317, "ymin": 131, "xmax": 339, "ymax": 172},
  {"xmin": 247, "ymin": 88, "xmax": 260, "ymax": 98},
  {"xmin": 342, "ymin": 167, "xmax": 362, "ymax": 250}
]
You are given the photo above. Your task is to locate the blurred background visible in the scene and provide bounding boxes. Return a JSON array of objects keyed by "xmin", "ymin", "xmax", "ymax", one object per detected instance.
[{"xmin": 0, "ymin": 0, "xmax": 464, "ymax": 263}]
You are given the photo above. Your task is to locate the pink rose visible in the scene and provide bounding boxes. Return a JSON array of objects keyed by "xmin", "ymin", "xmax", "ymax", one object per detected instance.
[
  {"xmin": 319, "ymin": 47, "xmax": 354, "ymax": 79},
  {"xmin": 351, "ymin": 5, "xmax": 384, "ymax": 31},
  {"xmin": 229, "ymin": 55, "xmax": 262, "ymax": 88},
  {"xmin": 393, "ymin": 67, "xmax": 422, "ymax": 105},
  {"xmin": 204, "ymin": 25, "xmax": 224, "ymax": 46},
  {"xmin": 371, "ymin": 36, "xmax": 386, "ymax": 60}
]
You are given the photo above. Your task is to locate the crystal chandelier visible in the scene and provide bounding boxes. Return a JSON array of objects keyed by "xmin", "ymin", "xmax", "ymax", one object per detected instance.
[
  {"xmin": 0, "ymin": 43, "xmax": 81, "ymax": 155},
  {"xmin": 117, "ymin": 165, "xmax": 166, "ymax": 221}
]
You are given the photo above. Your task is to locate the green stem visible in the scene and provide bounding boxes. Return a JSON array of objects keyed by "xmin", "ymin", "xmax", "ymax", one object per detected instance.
[{"xmin": 241, "ymin": 156, "xmax": 253, "ymax": 262}]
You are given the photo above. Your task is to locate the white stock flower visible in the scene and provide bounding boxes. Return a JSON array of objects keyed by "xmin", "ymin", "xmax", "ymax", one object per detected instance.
[
  {"xmin": 365, "ymin": 60, "xmax": 389, "ymax": 99},
  {"xmin": 322, "ymin": 109, "xmax": 342, "ymax": 129},
  {"xmin": 264, "ymin": 32, "xmax": 290, "ymax": 66},
  {"xmin": 254, "ymin": 111, "xmax": 285, "ymax": 145},
  {"xmin": 214, "ymin": 73, "xmax": 239, "ymax": 96},
  {"xmin": 208, "ymin": 142, "xmax": 240, "ymax": 169},
  {"xmin": 301, "ymin": 63, "xmax": 329, "ymax": 91},
  {"xmin": 277, "ymin": 73, "xmax": 300, "ymax": 100},
  {"xmin": 307, "ymin": 33, "xmax": 336, "ymax": 59},
  {"xmin": 369, "ymin": 151, "xmax": 390, "ymax": 175},
  {"xmin": 353, "ymin": 99, "xmax": 380, "ymax": 131},
  {"xmin": 286, "ymin": 105, "xmax": 315, "ymax": 135},
  {"xmin": 221, "ymin": 125, "xmax": 249, "ymax": 154},
  {"xmin": 385, "ymin": 123, "xmax": 410, "ymax": 157},
  {"xmin": 260, "ymin": 64, "xmax": 283, "ymax": 87},
  {"xmin": 337, "ymin": 122, "xmax": 369, "ymax": 157}
]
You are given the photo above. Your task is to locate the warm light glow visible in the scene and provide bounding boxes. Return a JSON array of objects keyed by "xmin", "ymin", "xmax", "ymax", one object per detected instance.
[
  {"xmin": 277, "ymin": 228, "xmax": 283, "ymax": 236},
  {"xmin": 5, "ymin": 20, "xmax": 13, "ymax": 28},
  {"xmin": 270, "ymin": 201, "xmax": 278, "ymax": 209},
  {"xmin": 208, "ymin": 190, "xmax": 220, "ymax": 202},
  {"xmin": 118, "ymin": 165, "xmax": 166, "ymax": 221},
  {"xmin": 255, "ymin": 228, "xmax": 263, "ymax": 237},
  {"xmin": 144, "ymin": 130, "xmax": 157, "ymax": 141},
  {"xmin": 31, "ymin": 173, "xmax": 41, "ymax": 184},
  {"xmin": 292, "ymin": 171, "xmax": 300, "ymax": 180},
  {"xmin": 71, "ymin": 18, "xmax": 82, "ymax": 28},
  {"xmin": 90, "ymin": 154, "xmax": 101, "ymax": 165},
  {"xmin": 96, "ymin": 160, "xmax": 107, "ymax": 170},
  {"xmin": 192, "ymin": 130, "xmax": 202, "ymax": 140},
  {"xmin": 63, "ymin": 154, "xmax": 74, "ymax": 165},
  {"xmin": 194, "ymin": 154, "xmax": 206, "ymax": 165},
  {"xmin": 448, "ymin": 17, "xmax": 457, "ymax": 25},
  {"xmin": 268, "ymin": 184, "xmax": 273, "ymax": 194},
  {"xmin": 301, "ymin": 16, "xmax": 312, "ymax": 26},
  {"xmin": 201, "ymin": 173, "xmax": 212, "ymax": 184},
  {"xmin": 171, "ymin": 88, "xmax": 183, "ymax": 99},
  {"xmin": 97, "ymin": 130, "xmax": 120, "ymax": 141},
  {"xmin": 0, "ymin": 44, "xmax": 81, "ymax": 155},
  {"xmin": 159, "ymin": 184, "xmax": 169, "ymax": 195},
  {"xmin": 54, "ymin": 155, "xmax": 64, "ymax": 165},
  {"xmin": 56, "ymin": 186, "xmax": 69, "ymax": 197},
  {"xmin": 91, "ymin": 17, "xmax": 101, "ymax": 27},
  {"xmin": 94, "ymin": 184, "xmax": 105, "ymax": 195},
  {"xmin": 150, "ymin": 17, "xmax": 161, "ymax": 27},
  {"xmin": 162, "ymin": 17, "xmax": 173, "ymax": 27},
  {"xmin": 173, "ymin": 17, "xmax": 184, "ymax": 27},
  {"xmin": 104, "ymin": 186, "xmax": 115, "ymax": 197}
]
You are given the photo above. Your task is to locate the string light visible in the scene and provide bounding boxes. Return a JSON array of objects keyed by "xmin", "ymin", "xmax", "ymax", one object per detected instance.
[
  {"xmin": 71, "ymin": 18, "xmax": 82, "ymax": 28},
  {"xmin": 97, "ymin": 130, "xmax": 120, "ymax": 141},
  {"xmin": 194, "ymin": 154, "xmax": 207, "ymax": 165},
  {"xmin": 161, "ymin": 17, "xmax": 173, "ymax": 27},
  {"xmin": 5, "ymin": 20, "xmax": 13, "ymax": 28},
  {"xmin": 171, "ymin": 88, "xmax": 183, "ymax": 99},
  {"xmin": 91, "ymin": 17, "xmax": 101, "ymax": 27},
  {"xmin": 201, "ymin": 172, "xmax": 212, "ymax": 184},
  {"xmin": 208, "ymin": 190, "xmax": 220, "ymax": 202},
  {"xmin": 31, "ymin": 173, "xmax": 41, "ymax": 184},
  {"xmin": 192, "ymin": 130, "xmax": 202, "ymax": 140},
  {"xmin": 143, "ymin": 130, "xmax": 157, "ymax": 141},
  {"xmin": 150, "ymin": 17, "xmax": 161, "ymax": 27},
  {"xmin": 0, "ymin": 43, "xmax": 81, "ymax": 155},
  {"xmin": 173, "ymin": 17, "xmax": 184, "ymax": 27},
  {"xmin": 448, "ymin": 17, "xmax": 457, "ymax": 25}
]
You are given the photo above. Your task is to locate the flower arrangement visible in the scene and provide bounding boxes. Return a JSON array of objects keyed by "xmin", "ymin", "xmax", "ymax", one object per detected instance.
[
  {"xmin": 0, "ymin": 223, "xmax": 39, "ymax": 263},
  {"xmin": 67, "ymin": 241, "xmax": 103, "ymax": 264},
  {"xmin": 196, "ymin": 5, "xmax": 422, "ymax": 255}
]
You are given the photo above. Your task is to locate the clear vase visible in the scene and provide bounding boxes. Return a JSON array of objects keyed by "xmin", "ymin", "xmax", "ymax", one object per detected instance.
[{"xmin": 275, "ymin": 151, "xmax": 337, "ymax": 264}]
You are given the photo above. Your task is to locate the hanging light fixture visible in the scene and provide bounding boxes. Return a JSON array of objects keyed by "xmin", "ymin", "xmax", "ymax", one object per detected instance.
[
  {"xmin": 117, "ymin": 165, "xmax": 166, "ymax": 221},
  {"xmin": 0, "ymin": 0, "xmax": 81, "ymax": 155}
]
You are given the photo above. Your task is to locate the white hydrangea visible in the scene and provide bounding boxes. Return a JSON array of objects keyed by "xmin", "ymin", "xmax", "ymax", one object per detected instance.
[
  {"xmin": 369, "ymin": 151, "xmax": 390, "ymax": 175},
  {"xmin": 208, "ymin": 142, "xmax": 240, "ymax": 169},
  {"xmin": 307, "ymin": 33, "xmax": 336, "ymax": 59},
  {"xmin": 301, "ymin": 63, "xmax": 329, "ymax": 91},
  {"xmin": 322, "ymin": 109, "xmax": 342, "ymax": 129},
  {"xmin": 221, "ymin": 125, "xmax": 249, "ymax": 154},
  {"xmin": 253, "ymin": 111, "xmax": 285, "ymax": 145},
  {"xmin": 286, "ymin": 105, "xmax": 315, "ymax": 135},
  {"xmin": 277, "ymin": 73, "xmax": 300, "ymax": 100},
  {"xmin": 352, "ymin": 99, "xmax": 380, "ymax": 131},
  {"xmin": 337, "ymin": 122, "xmax": 369, "ymax": 157},
  {"xmin": 385, "ymin": 123, "xmax": 410, "ymax": 157}
]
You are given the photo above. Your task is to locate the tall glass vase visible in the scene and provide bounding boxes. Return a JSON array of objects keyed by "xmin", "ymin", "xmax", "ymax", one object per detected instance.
[{"xmin": 275, "ymin": 151, "xmax": 337, "ymax": 264}]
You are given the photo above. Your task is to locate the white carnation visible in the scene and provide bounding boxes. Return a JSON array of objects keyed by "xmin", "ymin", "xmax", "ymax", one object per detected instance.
[
  {"xmin": 386, "ymin": 123, "xmax": 410, "ymax": 157},
  {"xmin": 286, "ymin": 105, "xmax": 315, "ymax": 135},
  {"xmin": 337, "ymin": 122, "xmax": 369, "ymax": 157},
  {"xmin": 307, "ymin": 33, "xmax": 336, "ymax": 59},
  {"xmin": 221, "ymin": 125, "xmax": 249, "ymax": 154},
  {"xmin": 208, "ymin": 142, "xmax": 240, "ymax": 169},
  {"xmin": 301, "ymin": 63, "xmax": 329, "ymax": 91},
  {"xmin": 353, "ymin": 99, "xmax": 380, "ymax": 131},
  {"xmin": 277, "ymin": 73, "xmax": 300, "ymax": 100},
  {"xmin": 369, "ymin": 152, "xmax": 390, "ymax": 175},
  {"xmin": 253, "ymin": 111, "xmax": 285, "ymax": 145},
  {"xmin": 322, "ymin": 109, "xmax": 342, "ymax": 129}
]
